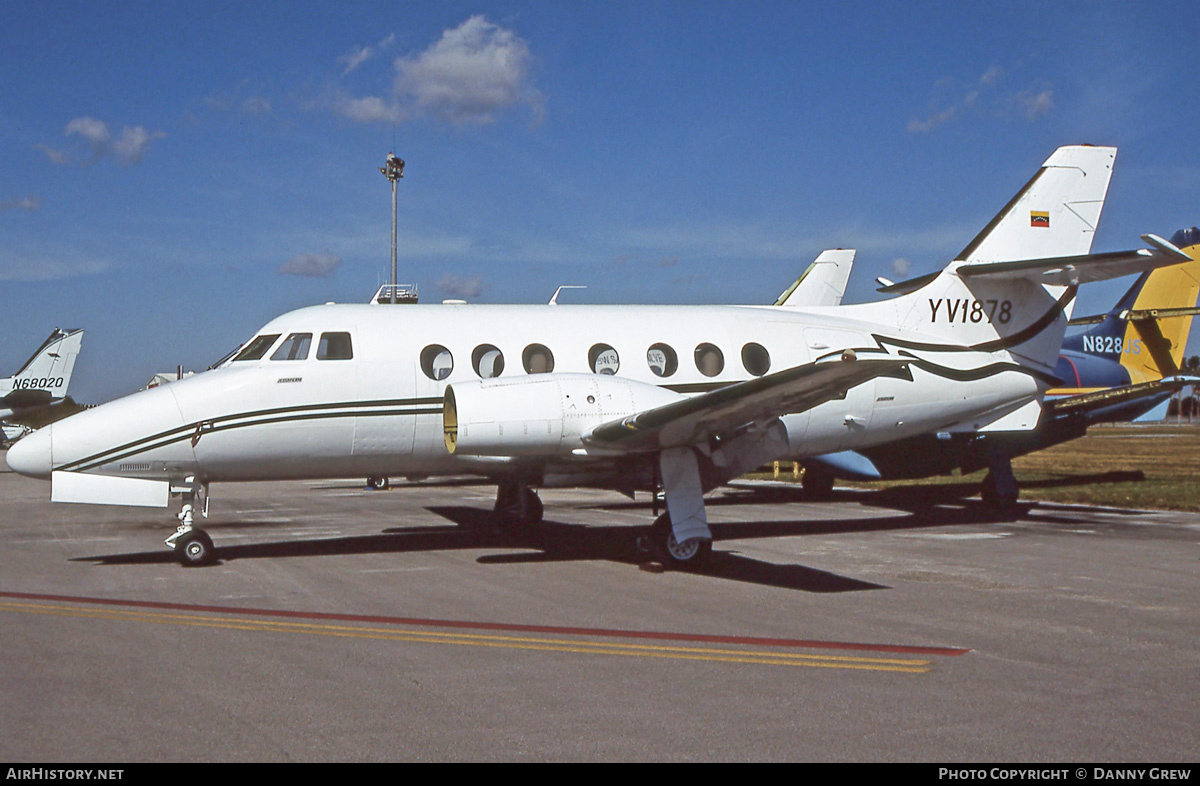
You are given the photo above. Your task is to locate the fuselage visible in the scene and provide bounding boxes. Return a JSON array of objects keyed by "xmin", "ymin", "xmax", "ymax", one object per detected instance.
[{"xmin": 10, "ymin": 299, "xmax": 1050, "ymax": 486}]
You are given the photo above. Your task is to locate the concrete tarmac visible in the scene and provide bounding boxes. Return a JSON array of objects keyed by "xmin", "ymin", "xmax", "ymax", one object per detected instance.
[{"xmin": 1, "ymin": 450, "xmax": 1197, "ymax": 762}]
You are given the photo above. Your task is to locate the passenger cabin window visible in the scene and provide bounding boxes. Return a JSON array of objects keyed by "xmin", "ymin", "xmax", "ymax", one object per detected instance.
[
  {"xmin": 473, "ymin": 344, "xmax": 505, "ymax": 378},
  {"xmin": 741, "ymin": 343, "xmax": 771, "ymax": 376},
  {"xmin": 421, "ymin": 345, "xmax": 454, "ymax": 381},
  {"xmin": 647, "ymin": 343, "xmax": 678, "ymax": 377},
  {"xmin": 317, "ymin": 332, "xmax": 353, "ymax": 360},
  {"xmin": 589, "ymin": 344, "xmax": 619, "ymax": 375},
  {"xmin": 523, "ymin": 344, "xmax": 555, "ymax": 374},
  {"xmin": 270, "ymin": 333, "xmax": 312, "ymax": 361},
  {"xmin": 695, "ymin": 343, "xmax": 724, "ymax": 377},
  {"xmin": 232, "ymin": 334, "xmax": 281, "ymax": 362}
]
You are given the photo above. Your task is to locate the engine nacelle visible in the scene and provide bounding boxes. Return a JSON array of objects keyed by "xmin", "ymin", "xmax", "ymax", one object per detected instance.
[{"xmin": 444, "ymin": 373, "xmax": 682, "ymax": 457}]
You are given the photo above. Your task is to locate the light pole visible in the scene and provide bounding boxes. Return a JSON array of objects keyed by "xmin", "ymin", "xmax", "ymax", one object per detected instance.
[{"xmin": 379, "ymin": 152, "xmax": 405, "ymax": 304}]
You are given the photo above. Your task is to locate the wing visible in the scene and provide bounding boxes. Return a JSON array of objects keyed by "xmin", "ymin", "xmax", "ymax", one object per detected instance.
[{"xmin": 584, "ymin": 354, "xmax": 911, "ymax": 452}]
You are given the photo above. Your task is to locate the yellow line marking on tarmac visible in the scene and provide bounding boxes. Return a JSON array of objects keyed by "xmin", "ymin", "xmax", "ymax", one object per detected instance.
[{"xmin": 0, "ymin": 599, "xmax": 932, "ymax": 673}]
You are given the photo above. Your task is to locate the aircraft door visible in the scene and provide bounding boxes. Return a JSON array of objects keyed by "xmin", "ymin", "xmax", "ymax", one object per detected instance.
[{"xmin": 267, "ymin": 330, "xmax": 358, "ymax": 474}]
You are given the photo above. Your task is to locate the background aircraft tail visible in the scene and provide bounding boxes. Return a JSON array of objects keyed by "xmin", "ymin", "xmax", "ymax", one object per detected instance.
[
  {"xmin": 1062, "ymin": 227, "xmax": 1200, "ymax": 382},
  {"xmin": 1, "ymin": 328, "xmax": 84, "ymax": 409},
  {"xmin": 774, "ymin": 249, "xmax": 855, "ymax": 307}
]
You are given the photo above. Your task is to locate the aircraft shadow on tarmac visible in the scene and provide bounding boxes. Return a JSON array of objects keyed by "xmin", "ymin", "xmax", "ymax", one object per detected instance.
[
  {"xmin": 68, "ymin": 467, "xmax": 1150, "ymax": 590},
  {"xmin": 59, "ymin": 494, "xmax": 1060, "ymax": 593},
  {"xmin": 698, "ymin": 469, "xmax": 1149, "ymax": 517}
]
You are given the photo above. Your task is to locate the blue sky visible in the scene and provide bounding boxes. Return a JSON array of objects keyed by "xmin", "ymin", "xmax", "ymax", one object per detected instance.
[{"xmin": 3, "ymin": 1, "xmax": 1199, "ymax": 403}]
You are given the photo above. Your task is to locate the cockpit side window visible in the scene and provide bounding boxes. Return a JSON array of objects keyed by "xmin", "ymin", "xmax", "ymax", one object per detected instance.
[
  {"xmin": 270, "ymin": 333, "xmax": 313, "ymax": 361},
  {"xmin": 232, "ymin": 334, "xmax": 281, "ymax": 362},
  {"xmin": 317, "ymin": 332, "xmax": 353, "ymax": 360}
]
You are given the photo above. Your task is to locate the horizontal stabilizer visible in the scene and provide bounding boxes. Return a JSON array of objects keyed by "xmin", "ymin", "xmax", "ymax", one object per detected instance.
[
  {"xmin": 876, "ymin": 272, "xmax": 938, "ymax": 295},
  {"xmin": 955, "ymin": 235, "xmax": 1190, "ymax": 287},
  {"xmin": 585, "ymin": 354, "xmax": 911, "ymax": 452},
  {"xmin": 1069, "ymin": 306, "xmax": 1200, "ymax": 326}
]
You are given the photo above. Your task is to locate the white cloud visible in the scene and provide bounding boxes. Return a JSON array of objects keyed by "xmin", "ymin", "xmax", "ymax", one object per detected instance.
[
  {"xmin": 0, "ymin": 252, "xmax": 111, "ymax": 281},
  {"xmin": 436, "ymin": 272, "xmax": 485, "ymax": 298},
  {"xmin": 979, "ymin": 66, "xmax": 1003, "ymax": 87},
  {"xmin": 0, "ymin": 196, "xmax": 44, "ymax": 212},
  {"xmin": 332, "ymin": 17, "xmax": 540, "ymax": 127},
  {"xmin": 66, "ymin": 116, "xmax": 111, "ymax": 147},
  {"xmin": 278, "ymin": 251, "xmax": 342, "ymax": 278},
  {"xmin": 907, "ymin": 107, "xmax": 958, "ymax": 134},
  {"xmin": 891, "ymin": 258, "xmax": 912, "ymax": 277},
  {"xmin": 339, "ymin": 33, "xmax": 395, "ymax": 76},
  {"xmin": 395, "ymin": 16, "xmax": 540, "ymax": 125},
  {"xmin": 333, "ymin": 94, "xmax": 404, "ymax": 124},
  {"xmin": 1012, "ymin": 88, "xmax": 1054, "ymax": 120},
  {"xmin": 34, "ymin": 144, "xmax": 71, "ymax": 164},
  {"xmin": 111, "ymin": 126, "xmax": 165, "ymax": 165},
  {"xmin": 908, "ymin": 66, "xmax": 1052, "ymax": 134},
  {"xmin": 46, "ymin": 117, "xmax": 165, "ymax": 166}
]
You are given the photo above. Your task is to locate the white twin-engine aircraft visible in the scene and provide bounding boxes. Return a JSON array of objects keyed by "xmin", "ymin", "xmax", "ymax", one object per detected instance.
[{"xmin": 8, "ymin": 145, "xmax": 1192, "ymax": 568}]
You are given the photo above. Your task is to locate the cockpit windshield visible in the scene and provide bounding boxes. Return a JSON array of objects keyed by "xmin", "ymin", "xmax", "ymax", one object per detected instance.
[
  {"xmin": 271, "ymin": 333, "xmax": 312, "ymax": 361},
  {"xmin": 231, "ymin": 333, "xmax": 281, "ymax": 362}
]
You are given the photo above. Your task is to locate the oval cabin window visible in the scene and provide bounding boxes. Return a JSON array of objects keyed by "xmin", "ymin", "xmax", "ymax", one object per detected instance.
[
  {"xmin": 589, "ymin": 344, "xmax": 620, "ymax": 375},
  {"xmin": 741, "ymin": 343, "xmax": 770, "ymax": 376},
  {"xmin": 694, "ymin": 343, "xmax": 724, "ymax": 377},
  {"xmin": 647, "ymin": 343, "xmax": 678, "ymax": 377},
  {"xmin": 472, "ymin": 345, "xmax": 505, "ymax": 378},
  {"xmin": 522, "ymin": 344, "xmax": 555, "ymax": 374},
  {"xmin": 421, "ymin": 345, "xmax": 454, "ymax": 381}
]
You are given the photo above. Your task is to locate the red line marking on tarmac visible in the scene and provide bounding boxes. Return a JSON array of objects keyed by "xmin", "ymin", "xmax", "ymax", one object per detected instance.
[{"xmin": 0, "ymin": 590, "xmax": 971, "ymax": 656}]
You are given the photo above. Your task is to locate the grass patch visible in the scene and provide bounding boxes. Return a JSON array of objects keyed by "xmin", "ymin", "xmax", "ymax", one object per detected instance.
[{"xmin": 749, "ymin": 423, "xmax": 1200, "ymax": 512}]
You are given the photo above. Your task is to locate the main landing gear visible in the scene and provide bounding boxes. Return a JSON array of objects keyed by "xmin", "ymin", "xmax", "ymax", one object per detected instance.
[
  {"xmin": 801, "ymin": 465, "xmax": 835, "ymax": 499},
  {"xmin": 980, "ymin": 453, "xmax": 1019, "ymax": 508},
  {"xmin": 648, "ymin": 512, "xmax": 712, "ymax": 569},
  {"xmin": 494, "ymin": 480, "xmax": 543, "ymax": 527},
  {"xmin": 164, "ymin": 479, "xmax": 217, "ymax": 567}
]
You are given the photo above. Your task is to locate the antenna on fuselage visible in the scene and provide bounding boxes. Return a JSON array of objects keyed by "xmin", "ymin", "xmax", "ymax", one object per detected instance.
[{"xmin": 549, "ymin": 285, "xmax": 587, "ymax": 305}]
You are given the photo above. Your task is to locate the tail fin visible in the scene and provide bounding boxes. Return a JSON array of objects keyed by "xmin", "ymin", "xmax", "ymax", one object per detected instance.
[
  {"xmin": 956, "ymin": 145, "xmax": 1115, "ymax": 263},
  {"xmin": 1064, "ymin": 227, "xmax": 1200, "ymax": 381},
  {"xmin": 1, "ymin": 328, "xmax": 84, "ymax": 409},
  {"xmin": 848, "ymin": 146, "xmax": 1119, "ymax": 373}
]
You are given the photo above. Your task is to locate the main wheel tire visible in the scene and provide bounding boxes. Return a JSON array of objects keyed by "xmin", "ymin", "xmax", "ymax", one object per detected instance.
[
  {"xmin": 980, "ymin": 472, "xmax": 1018, "ymax": 508},
  {"xmin": 523, "ymin": 487, "xmax": 544, "ymax": 525},
  {"xmin": 650, "ymin": 513, "xmax": 712, "ymax": 569},
  {"xmin": 178, "ymin": 529, "xmax": 216, "ymax": 567},
  {"xmin": 802, "ymin": 466, "xmax": 835, "ymax": 499},
  {"xmin": 367, "ymin": 476, "xmax": 390, "ymax": 490},
  {"xmin": 494, "ymin": 483, "xmax": 543, "ymax": 526}
]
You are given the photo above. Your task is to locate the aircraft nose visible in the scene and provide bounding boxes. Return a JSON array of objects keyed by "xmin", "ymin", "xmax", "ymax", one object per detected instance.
[{"xmin": 6, "ymin": 425, "xmax": 53, "ymax": 479}]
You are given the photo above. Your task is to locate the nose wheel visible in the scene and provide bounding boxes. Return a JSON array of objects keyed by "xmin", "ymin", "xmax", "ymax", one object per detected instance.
[
  {"xmin": 164, "ymin": 479, "xmax": 217, "ymax": 566},
  {"xmin": 173, "ymin": 528, "xmax": 215, "ymax": 567}
]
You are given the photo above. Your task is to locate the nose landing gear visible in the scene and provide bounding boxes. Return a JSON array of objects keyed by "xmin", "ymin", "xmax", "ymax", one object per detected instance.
[{"xmin": 164, "ymin": 479, "xmax": 216, "ymax": 567}]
